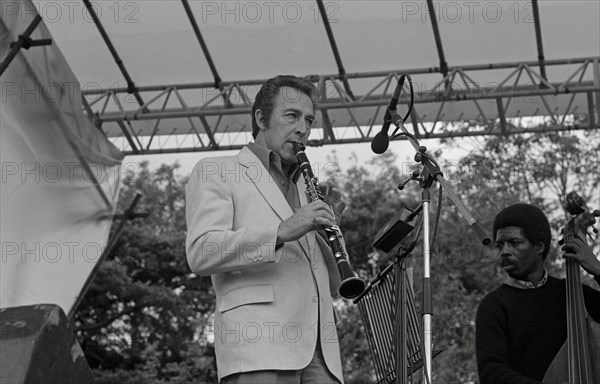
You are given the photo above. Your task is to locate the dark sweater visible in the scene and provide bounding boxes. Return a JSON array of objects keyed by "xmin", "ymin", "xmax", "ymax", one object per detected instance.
[{"xmin": 475, "ymin": 276, "xmax": 600, "ymax": 384}]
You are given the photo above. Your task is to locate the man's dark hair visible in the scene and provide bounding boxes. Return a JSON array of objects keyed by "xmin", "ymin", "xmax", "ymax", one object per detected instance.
[
  {"xmin": 251, "ymin": 75, "xmax": 318, "ymax": 139},
  {"xmin": 493, "ymin": 203, "xmax": 552, "ymax": 259}
]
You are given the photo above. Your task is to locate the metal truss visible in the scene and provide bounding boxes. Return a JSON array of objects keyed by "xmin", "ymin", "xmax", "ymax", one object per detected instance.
[
  {"xmin": 74, "ymin": 0, "xmax": 599, "ymax": 155},
  {"xmin": 84, "ymin": 57, "xmax": 600, "ymax": 155}
]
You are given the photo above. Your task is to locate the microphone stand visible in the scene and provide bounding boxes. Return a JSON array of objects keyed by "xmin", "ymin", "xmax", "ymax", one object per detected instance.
[{"xmin": 390, "ymin": 111, "xmax": 491, "ymax": 384}]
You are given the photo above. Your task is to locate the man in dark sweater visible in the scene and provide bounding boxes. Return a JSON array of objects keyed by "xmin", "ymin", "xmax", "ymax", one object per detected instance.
[{"xmin": 475, "ymin": 203, "xmax": 600, "ymax": 384}]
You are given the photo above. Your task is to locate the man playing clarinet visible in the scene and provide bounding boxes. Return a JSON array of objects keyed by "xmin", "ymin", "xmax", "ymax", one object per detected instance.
[{"xmin": 186, "ymin": 75, "xmax": 345, "ymax": 384}]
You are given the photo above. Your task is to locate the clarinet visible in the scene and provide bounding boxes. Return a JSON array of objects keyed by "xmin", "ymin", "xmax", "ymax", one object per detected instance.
[{"xmin": 294, "ymin": 142, "xmax": 366, "ymax": 299}]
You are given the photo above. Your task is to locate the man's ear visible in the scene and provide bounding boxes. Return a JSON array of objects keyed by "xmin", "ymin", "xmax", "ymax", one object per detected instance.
[
  {"xmin": 535, "ymin": 241, "xmax": 545, "ymax": 257},
  {"xmin": 255, "ymin": 109, "xmax": 267, "ymax": 131}
]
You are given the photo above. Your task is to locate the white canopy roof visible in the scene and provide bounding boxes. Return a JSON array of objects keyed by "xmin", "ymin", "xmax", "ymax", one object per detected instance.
[{"xmin": 8, "ymin": 0, "xmax": 600, "ymax": 153}]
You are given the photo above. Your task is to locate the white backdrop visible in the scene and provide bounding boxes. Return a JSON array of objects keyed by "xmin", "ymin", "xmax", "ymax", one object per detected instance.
[{"xmin": 0, "ymin": 0, "xmax": 123, "ymax": 314}]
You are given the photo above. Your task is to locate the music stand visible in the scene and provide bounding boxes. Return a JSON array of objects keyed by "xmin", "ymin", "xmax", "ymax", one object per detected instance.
[
  {"xmin": 354, "ymin": 206, "xmax": 442, "ymax": 383},
  {"xmin": 353, "ymin": 251, "xmax": 443, "ymax": 383}
]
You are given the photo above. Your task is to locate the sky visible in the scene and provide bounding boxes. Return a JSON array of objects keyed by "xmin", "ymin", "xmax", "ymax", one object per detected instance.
[{"xmin": 128, "ymin": 137, "xmax": 470, "ymax": 182}]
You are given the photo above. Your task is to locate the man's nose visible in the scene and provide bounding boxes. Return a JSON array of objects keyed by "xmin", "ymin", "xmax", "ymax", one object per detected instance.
[
  {"xmin": 295, "ymin": 121, "xmax": 310, "ymax": 136},
  {"xmin": 498, "ymin": 243, "xmax": 511, "ymax": 257}
]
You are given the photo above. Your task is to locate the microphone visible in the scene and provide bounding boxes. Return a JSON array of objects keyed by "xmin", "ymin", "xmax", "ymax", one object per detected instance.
[
  {"xmin": 371, "ymin": 76, "xmax": 406, "ymax": 154},
  {"xmin": 370, "ymin": 131, "xmax": 390, "ymax": 154}
]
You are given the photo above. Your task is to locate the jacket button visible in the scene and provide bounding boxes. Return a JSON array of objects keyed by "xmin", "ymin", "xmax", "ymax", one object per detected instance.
[{"xmin": 312, "ymin": 296, "xmax": 318, "ymax": 303}]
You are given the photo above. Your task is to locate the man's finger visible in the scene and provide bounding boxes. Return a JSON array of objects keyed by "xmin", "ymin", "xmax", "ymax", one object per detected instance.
[
  {"xmin": 561, "ymin": 244, "xmax": 580, "ymax": 253},
  {"xmin": 562, "ymin": 252, "xmax": 580, "ymax": 261}
]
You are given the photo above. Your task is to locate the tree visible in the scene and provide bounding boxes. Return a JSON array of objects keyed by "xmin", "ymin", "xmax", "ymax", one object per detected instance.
[
  {"xmin": 445, "ymin": 130, "xmax": 600, "ymax": 280},
  {"xmin": 74, "ymin": 162, "xmax": 217, "ymax": 383}
]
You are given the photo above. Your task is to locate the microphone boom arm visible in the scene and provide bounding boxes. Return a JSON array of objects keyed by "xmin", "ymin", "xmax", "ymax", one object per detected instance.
[{"xmin": 390, "ymin": 114, "xmax": 491, "ymax": 246}]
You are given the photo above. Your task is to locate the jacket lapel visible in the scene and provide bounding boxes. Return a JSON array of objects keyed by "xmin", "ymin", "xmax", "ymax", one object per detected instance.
[
  {"xmin": 237, "ymin": 146, "xmax": 312, "ymax": 259},
  {"xmin": 238, "ymin": 146, "xmax": 293, "ymax": 220}
]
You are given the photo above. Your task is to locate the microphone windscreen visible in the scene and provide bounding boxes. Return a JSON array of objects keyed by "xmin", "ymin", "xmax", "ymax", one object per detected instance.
[{"xmin": 371, "ymin": 131, "xmax": 390, "ymax": 154}]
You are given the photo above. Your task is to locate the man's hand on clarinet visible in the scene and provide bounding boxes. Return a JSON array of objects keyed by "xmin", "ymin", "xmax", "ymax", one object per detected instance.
[{"xmin": 277, "ymin": 201, "xmax": 335, "ymax": 243}]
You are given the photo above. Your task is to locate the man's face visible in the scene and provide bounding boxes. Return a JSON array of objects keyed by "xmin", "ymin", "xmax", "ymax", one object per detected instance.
[
  {"xmin": 495, "ymin": 226, "xmax": 545, "ymax": 282},
  {"xmin": 255, "ymin": 86, "xmax": 315, "ymax": 164}
]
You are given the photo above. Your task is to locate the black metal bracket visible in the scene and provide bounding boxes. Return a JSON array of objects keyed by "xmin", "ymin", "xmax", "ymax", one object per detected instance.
[{"xmin": 0, "ymin": 15, "xmax": 52, "ymax": 77}]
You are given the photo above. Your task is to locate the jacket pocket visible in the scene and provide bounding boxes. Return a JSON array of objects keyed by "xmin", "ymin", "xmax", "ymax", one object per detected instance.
[{"xmin": 218, "ymin": 284, "xmax": 275, "ymax": 313}]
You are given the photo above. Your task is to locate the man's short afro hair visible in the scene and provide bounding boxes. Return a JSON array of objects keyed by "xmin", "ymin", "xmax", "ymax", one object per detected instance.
[{"xmin": 493, "ymin": 203, "xmax": 552, "ymax": 259}]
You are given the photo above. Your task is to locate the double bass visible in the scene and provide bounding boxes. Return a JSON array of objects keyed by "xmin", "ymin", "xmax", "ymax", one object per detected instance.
[{"xmin": 543, "ymin": 192, "xmax": 600, "ymax": 383}]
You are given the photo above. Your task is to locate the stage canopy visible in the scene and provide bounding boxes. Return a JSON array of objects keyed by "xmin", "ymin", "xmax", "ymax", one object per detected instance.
[{"xmin": 6, "ymin": 0, "xmax": 600, "ymax": 154}]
